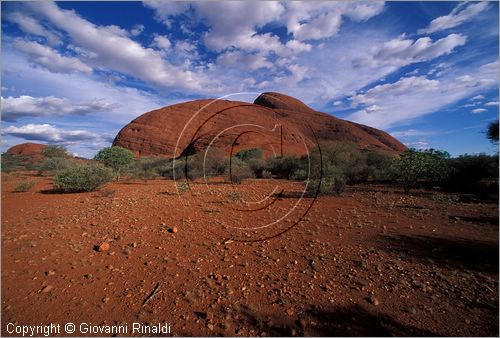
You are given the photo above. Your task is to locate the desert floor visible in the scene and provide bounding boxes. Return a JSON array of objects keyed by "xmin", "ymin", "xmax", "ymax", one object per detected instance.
[{"xmin": 2, "ymin": 172, "xmax": 498, "ymax": 336}]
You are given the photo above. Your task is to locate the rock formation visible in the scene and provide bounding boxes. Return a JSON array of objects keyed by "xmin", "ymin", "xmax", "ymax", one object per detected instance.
[{"xmin": 113, "ymin": 92, "xmax": 406, "ymax": 158}]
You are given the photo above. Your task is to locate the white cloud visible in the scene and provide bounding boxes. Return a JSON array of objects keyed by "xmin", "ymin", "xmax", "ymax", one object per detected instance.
[
  {"xmin": 350, "ymin": 76, "xmax": 439, "ymax": 107},
  {"xmin": 471, "ymin": 108, "xmax": 487, "ymax": 114},
  {"xmin": 27, "ymin": 1, "xmax": 218, "ymax": 92},
  {"xmin": 3, "ymin": 123, "xmax": 108, "ymax": 143},
  {"xmin": 354, "ymin": 33, "xmax": 467, "ymax": 68},
  {"xmin": 282, "ymin": 2, "xmax": 385, "ymax": 41},
  {"xmin": 471, "ymin": 94, "xmax": 485, "ymax": 100},
  {"xmin": 346, "ymin": 60, "xmax": 498, "ymax": 129},
  {"xmin": 485, "ymin": 101, "xmax": 499, "ymax": 106},
  {"xmin": 130, "ymin": 24, "xmax": 144, "ymax": 37},
  {"xmin": 12, "ymin": 39, "xmax": 92, "ymax": 74},
  {"xmin": 6, "ymin": 11, "xmax": 61, "ymax": 46},
  {"xmin": 216, "ymin": 51, "xmax": 272, "ymax": 70},
  {"xmin": 2, "ymin": 95, "xmax": 115, "ymax": 122},
  {"xmin": 152, "ymin": 35, "xmax": 171, "ymax": 50},
  {"xmin": 418, "ymin": 2, "xmax": 489, "ymax": 34}
]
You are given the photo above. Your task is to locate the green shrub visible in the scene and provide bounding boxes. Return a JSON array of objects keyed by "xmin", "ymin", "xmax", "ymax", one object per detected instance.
[
  {"xmin": 54, "ymin": 163, "xmax": 114, "ymax": 192},
  {"xmin": 37, "ymin": 157, "xmax": 70, "ymax": 175},
  {"xmin": 94, "ymin": 146, "xmax": 135, "ymax": 179},
  {"xmin": 266, "ymin": 155, "xmax": 301, "ymax": 179},
  {"xmin": 290, "ymin": 169, "xmax": 308, "ymax": 180},
  {"xmin": 248, "ymin": 158, "xmax": 267, "ymax": 178},
  {"xmin": 394, "ymin": 149, "xmax": 451, "ymax": 193},
  {"xmin": 306, "ymin": 164, "xmax": 347, "ymax": 196},
  {"xmin": 261, "ymin": 170, "xmax": 273, "ymax": 179},
  {"xmin": 229, "ymin": 158, "xmax": 255, "ymax": 184},
  {"xmin": 235, "ymin": 148, "xmax": 263, "ymax": 161},
  {"xmin": 42, "ymin": 145, "xmax": 68, "ymax": 158},
  {"xmin": 14, "ymin": 180, "xmax": 35, "ymax": 192},
  {"xmin": 1, "ymin": 153, "xmax": 30, "ymax": 172},
  {"xmin": 176, "ymin": 181, "xmax": 189, "ymax": 194}
]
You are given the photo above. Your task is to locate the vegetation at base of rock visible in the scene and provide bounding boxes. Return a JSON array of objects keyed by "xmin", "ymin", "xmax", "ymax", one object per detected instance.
[
  {"xmin": 54, "ymin": 163, "xmax": 114, "ymax": 192},
  {"xmin": 14, "ymin": 180, "xmax": 35, "ymax": 192},
  {"xmin": 41, "ymin": 145, "xmax": 68, "ymax": 158},
  {"xmin": 94, "ymin": 146, "xmax": 135, "ymax": 179}
]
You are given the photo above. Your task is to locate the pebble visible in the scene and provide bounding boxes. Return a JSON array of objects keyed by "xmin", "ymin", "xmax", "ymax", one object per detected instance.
[
  {"xmin": 41, "ymin": 285, "xmax": 54, "ymax": 293},
  {"xmin": 171, "ymin": 227, "xmax": 178, "ymax": 233},
  {"xmin": 369, "ymin": 296, "xmax": 380, "ymax": 306},
  {"xmin": 98, "ymin": 242, "xmax": 110, "ymax": 252}
]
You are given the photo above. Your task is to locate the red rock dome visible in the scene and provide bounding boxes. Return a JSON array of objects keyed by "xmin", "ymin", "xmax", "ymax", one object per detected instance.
[
  {"xmin": 113, "ymin": 92, "xmax": 406, "ymax": 158},
  {"xmin": 6, "ymin": 143, "xmax": 48, "ymax": 156}
]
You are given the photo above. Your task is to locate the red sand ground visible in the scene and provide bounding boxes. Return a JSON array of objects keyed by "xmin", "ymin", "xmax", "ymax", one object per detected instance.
[{"xmin": 2, "ymin": 172, "xmax": 498, "ymax": 336}]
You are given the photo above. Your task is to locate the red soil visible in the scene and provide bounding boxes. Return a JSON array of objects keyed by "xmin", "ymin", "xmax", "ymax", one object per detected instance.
[
  {"xmin": 2, "ymin": 172, "xmax": 498, "ymax": 336},
  {"xmin": 113, "ymin": 92, "xmax": 407, "ymax": 158}
]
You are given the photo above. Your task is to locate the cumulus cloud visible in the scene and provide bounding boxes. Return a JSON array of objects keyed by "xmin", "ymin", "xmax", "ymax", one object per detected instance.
[
  {"xmin": 12, "ymin": 39, "xmax": 92, "ymax": 74},
  {"xmin": 282, "ymin": 2, "xmax": 385, "ymax": 41},
  {"xmin": 471, "ymin": 94, "xmax": 485, "ymax": 100},
  {"xmin": 2, "ymin": 95, "xmax": 115, "ymax": 122},
  {"xmin": 6, "ymin": 11, "xmax": 61, "ymax": 45},
  {"xmin": 27, "ymin": 1, "xmax": 218, "ymax": 92},
  {"xmin": 418, "ymin": 2, "xmax": 489, "ymax": 34},
  {"xmin": 354, "ymin": 33, "xmax": 467, "ymax": 68},
  {"xmin": 471, "ymin": 108, "xmax": 487, "ymax": 114},
  {"xmin": 3, "ymin": 123, "xmax": 108, "ymax": 143}
]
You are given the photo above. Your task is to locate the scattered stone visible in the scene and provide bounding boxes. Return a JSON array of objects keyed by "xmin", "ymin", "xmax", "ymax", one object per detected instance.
[
  {"xmin": 41, "ymin": 285, "xmax": 53, "ymax": 293},
  {"xmin": 98, "ymin": 242, "xmax": 110, "ymax": 252},
  {"xmin": 171, "ymin": 227, "xmax": 178, "ymax": 234},
  {"xmin": 45, "ymin": 270, "xmax": 55, "ymax": 276},
  {"xmin": 369, "ymin": 296, "xmax": 380, "ymax": 306}
]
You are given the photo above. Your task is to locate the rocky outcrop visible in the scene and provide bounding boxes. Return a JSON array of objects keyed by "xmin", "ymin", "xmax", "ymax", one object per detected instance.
[
  {"xmin": 6, "ymin": 143, "xmax": 48, "ymax": 156},
  {"xmin": 113, "ymin": 92, "xmax": 406, "ymax": 158}
]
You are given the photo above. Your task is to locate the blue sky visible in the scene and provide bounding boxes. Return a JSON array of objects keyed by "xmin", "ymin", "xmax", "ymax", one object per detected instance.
[{"xmin": 1, "ymin": 1, "xmax": 498, "ymax": 158}]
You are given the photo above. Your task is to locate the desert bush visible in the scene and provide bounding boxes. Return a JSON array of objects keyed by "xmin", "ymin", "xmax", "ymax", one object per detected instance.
[
  {"xmin": 202, "ymin": 148, "xmax": 229, "ymax": 177},
  {"xmin": 266, "ymin": 155, "xmax": 301, "ymax": 179},
  {"xmin": 442, "ymin": 153, "xmax": 498, "ymax": 196},
  {"xmin": 54, "ymin": 163, "xmax": 114, "ymax": 192},
  {"xmin": 94, "ymin": 146, "xmax": 135, "ymax": 179},
  {"xmin": 42, "ymin": 145, "xmax": 68, "ymax": 158},
  {"xmin": 129, "ymin": 156, "xmax": 170, "ymax": 181},
  {"xmin": 14, "ymin": 180, "xmax": 35, "ymax": 192},
  {"xmin": 366, "ymin": 151, "xmax": 398, "ymax": 181},
  {"xmin": 1, "ymin": 153, "xmax": 30, "ymax": 172},
  {"xmin": 306, "ymin": 165, "xmax": 346, "ymax": 196},
  {"xmin": 176, "ymin": 181, "xmax": 189, "ymax": 194},
  {"xmin": 235, "ymin": 148, "xmax": 263, "ymax": 161},
  {"xmin": 290, "ymin": 169, "xmax": 308, "ymax": 180},
  {"xmin": 393, "ymin": 149, "xmax": 451, "ymax": 192},
  {"xmin": 248, "ymin": 158, "xmax": 267, "ymax": 178},
  {"xmin": 37, "ymin": 157, "xmax": 71, "ymax": 175},
  {"xmin": 229, "ymin": 158, "xmax": 255, "ymax": 184},
  {"xmin": 261, "ymin": 170, "xmax": 273, "ymax": 179},
  {"xmin": 431, "ymin": 193, "xmax": 460, "ymax": 204}
]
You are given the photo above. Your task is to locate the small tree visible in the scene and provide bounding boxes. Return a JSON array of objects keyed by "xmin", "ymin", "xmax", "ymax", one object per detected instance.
[
  {"xmin": 94, "ymin": 146, "xmax": 135, "ymax": 180},
  {"xmin": 394, "ymin": 149, "xmax": 450, "ymax": 193},
  {"xmin": 487, "ymin": 120, "xmax": 499, "ymax": 144},
  {"xmin": 42, "ymin": 145, "xmax": 68, "ymax": 158}
]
